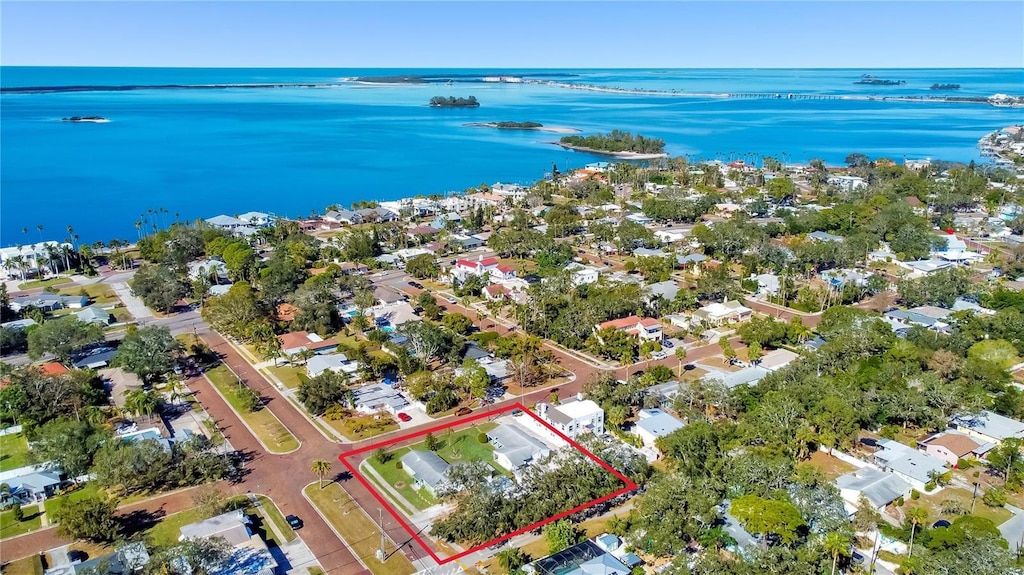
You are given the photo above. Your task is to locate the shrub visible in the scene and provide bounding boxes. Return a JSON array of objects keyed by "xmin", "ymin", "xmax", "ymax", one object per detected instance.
[
  {"xmin": 879, "ymin": 425, "xmax": 900, "ymax": 439},
  {"xmin": 924, "ymin": 481, "xmax": 936, "ymax": 492},
  {"xmin": 374, "ymin": 448, "xmax": 392, "ymax": 464},
  {"xmin": 956, "ymin": 458, "xmax": 973, "ymax": 470},
  {"xmin": 983, "ymin": 487, "xmax": 1008, "ymax": 508},
  {"xmin": 395, "ymin": 460, "xmax": 403, "ymax": 470},
  {"xmin": 324, "ymin": 405, "xmax": 347, "ymax": 420},
  {"xmin": 12, "ymin": 503, "xmax": 23, "ymax": 522},
  {"xmin": 911, "ymin": 490, "xmax": 921, "ymax": 500},
  {"xmin": 895, "ymin": 496, "xmax": 905, "ymax": 507},
  {"xmin": 478, "ymin": 432, "xmax": 488, "ymax": 444}
]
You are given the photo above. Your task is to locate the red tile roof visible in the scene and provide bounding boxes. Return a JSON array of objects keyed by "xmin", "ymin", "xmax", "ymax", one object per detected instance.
[
  {"xmin": 495, "ymin": 265, "xmax": 515, "ymax": 274},
  {"xmin": 479, "ymin": 258, "xmax": 500, "ymax": 267},
  {"xmin": 598, "ymin": 315, "xmax": 642, "ymax": 331},
  {"xmin": 38, "ymin": 362, "xmax": 69, "ymax": 376}
]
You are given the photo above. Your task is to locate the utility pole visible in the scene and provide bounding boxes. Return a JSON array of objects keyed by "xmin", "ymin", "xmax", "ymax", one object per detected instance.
[
  {"xmin": 377, "ymin": 507, "xmax": 385, "ymax": 561},
  {"xmin": 971, "ymin": 481, "xmax": 980, "ymax": 514}
]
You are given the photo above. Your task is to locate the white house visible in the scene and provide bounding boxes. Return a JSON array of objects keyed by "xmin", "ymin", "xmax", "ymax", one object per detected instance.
[
  {"xmin": 873, "ymin": 439, "xmax": 947, "ymax": 492},
  {"xmin": 654, "ymin": 228, "xmax": 688, "ymax": 244},
  {"xmin": 350, "ymin": 384, "xmax": 410, "ymax": 415},
  {"xmin": 565, "ymin": 262, "xmax": 601, "ymax": 286},
  {"xmin": 538, "ymin": 396, "xmax": 605, "ymax": 438},
  {"xmin": 488, "ymin": 423, "xmax": 551, "ymax": 471},
  {"xmin": 451, "ymin": 256, "xmax": 500, "ymax": 282},
  {"xmin": 631, "ymin": 408, "xmax": 685, "ymax": 450},
  {"xmin": 827, "ymin": 175, "xmax": 868, "ymax": 191},
  {"xmin": 836, "ymin": 467, "xmax": 910, "ymax": 510},
  {"xmin": 692, "ymin": 301, "xmax": 752, "ymax": 326},
  {"xmin": 0, "ymin": 241, "xmax": 73, "ymax": 277},
  {"xmin": 306, "ymin": 353, "xmax": 361, "ymax": 379}
]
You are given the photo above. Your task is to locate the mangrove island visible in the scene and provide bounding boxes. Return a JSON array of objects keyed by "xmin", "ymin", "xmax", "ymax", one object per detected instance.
[
  {"xmin": 61, "ymin": 116, "xmax": 109, "ymax": 123},
  {"xmin": 931, "ymin": 83, "xmax": 962, "ymax": 90},
  {"xmin": 429, "ymin": 96, "xmax": 480, "ymax": 108},
  {"xmin": 557, "ymin": 130, "xmax": 667, "ymax": 159},
  {"xmin": 854, "ymin": 75, "xmax": 906, "ymax": 86}
]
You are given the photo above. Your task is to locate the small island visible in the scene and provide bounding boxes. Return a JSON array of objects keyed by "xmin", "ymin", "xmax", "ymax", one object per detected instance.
[
  {"xmin": 557, "ymin": 130, "xmax": 667, "ymax": 159},
  {"xmin": 930, "ymin": 83, "xmax": 961, "ymax": 90},
  {"xmin": 465, "ymin": 121, "xmax": 580, "ymax": 134},
  {"xmin": 854, "ymin": 75, "xmax": 906, "ymax": 86},
  {"xmin": 61, "ymin": 116, "xmax": 109, "ymax": 123},
  {"xmin": 429, "ymin": 96, "xmax": 480, "ymax": 108}
]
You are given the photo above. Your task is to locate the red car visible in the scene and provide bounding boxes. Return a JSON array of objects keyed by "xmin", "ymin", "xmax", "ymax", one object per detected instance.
[{"xmin": 397, "ymin": 412, "xmax": 412, "ymax": 422}]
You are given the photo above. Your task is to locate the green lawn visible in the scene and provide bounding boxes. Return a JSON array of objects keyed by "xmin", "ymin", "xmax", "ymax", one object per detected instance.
[
  {"xmin": 0, "ymin": 504, "xmax": 43, "ymax": 538},
  {"xmin": 0, "ymin": 433, "xmax": 30, "ymax": 472},
  {"xmin": 254, "ymin": 495, "xmax": 297, "ymax": 543},
  {"xmin": 142, "ymin": 506, "xmax": 207, "ymax": 548},
  {"xmin": 59, "ymin": 283, "xmax": 118, "ymax": 304},
  {"xmin": 324, "ymin": 412, "xmax": 398, "ymax": 441},
  {"xmin": 205, "ymin": 366, "xmax": 300, "ymax": 454},
  {"xmin": 303, "ymin": 483, "xmax": 415, "ymax": 575},
  {"xmin": 267, "ymin": 365, "xmax": 308, "ymax": 390},
  {"xmin": 431, "ymin": 424, "xmax": 499, "ymax": 470},
  {"xmin": 44, "ymin": 482, "xmax": 101, "ymax": 518},
  {"xmin": 18, "ymin": 277, "xmax": 71, "ymax": 290},
  {"xmin": 905, "ymin": 486, "xmax": 1013, "ymax": 527}
]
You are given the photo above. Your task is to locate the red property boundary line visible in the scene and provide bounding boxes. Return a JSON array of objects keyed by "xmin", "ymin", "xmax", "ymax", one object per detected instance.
[{"xmin": 338, "ymin": 402, "xmax": 638, "ymax": 565}]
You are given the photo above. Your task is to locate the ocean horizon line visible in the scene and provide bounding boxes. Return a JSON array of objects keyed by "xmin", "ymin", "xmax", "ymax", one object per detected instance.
[{"xmin": 2, "ymin": 65, "xmax": 1023, "ymax": 71}]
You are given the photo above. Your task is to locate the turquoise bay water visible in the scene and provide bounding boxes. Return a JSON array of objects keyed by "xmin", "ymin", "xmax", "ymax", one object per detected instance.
[{"xmin": 2, "ymin": 67, "xmax": 1022, "ymax": 245}]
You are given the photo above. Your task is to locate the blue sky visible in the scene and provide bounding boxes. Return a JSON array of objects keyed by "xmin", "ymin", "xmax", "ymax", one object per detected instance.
[{"xmin": 2, "ymin": 1, "xmax": 1022, "ymax": 68}]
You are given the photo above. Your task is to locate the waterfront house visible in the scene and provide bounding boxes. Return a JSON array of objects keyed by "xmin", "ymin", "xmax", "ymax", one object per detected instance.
[
  {"xmin": 1, "ymin": 241, "xmax": 73, "ymax": 277},
  {"xmin": 278, "ymin": 331, "xmax": 338, "ymax": 356},
  {"xmin": 306, "ymin": 353, "xmax": 360, "ymax": 379},
  {"xmin": 488, "ymin": 423, "xmax": 550, "ymax": 471},
  {"xmin": 595, "ymin": 316, "xmax": 663, "ymax": 342},
  {"xmin": 205, "ymin": 214, "xmax": 248, "ymax": 230},
  {"xmin": 631, "ymin": 408, "xmax": 685, "ymax": 450},
  {"xmin": 951, "ymin": 410, "xmax": 1024, "ymax": 445},
  {"xmin": 917, "ymin": 430, "xmax": 991, "ymax": 467},
  {"xmin": 237, "ymin": 211, "xmax": 273, "ymax": 227},
  {"xmin": 400, "ymin": 450, "xmax": 452, "ymax": 496},
  {"xmin": 325, "ymin": 208, "xmax": 360, "ymax": 225},
  {"xmin": 537, "ymin": 396, "xmax": 605, "ymax": 438}
]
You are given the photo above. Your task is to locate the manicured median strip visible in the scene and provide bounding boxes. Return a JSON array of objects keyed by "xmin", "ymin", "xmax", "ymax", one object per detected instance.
[
  {"xmin": 303, "ymin": 482, "xmax": 415, "ymax": 575},
  {"xmin": 204, "ymin": 365, "xmax": 300, "ymax": 454}
]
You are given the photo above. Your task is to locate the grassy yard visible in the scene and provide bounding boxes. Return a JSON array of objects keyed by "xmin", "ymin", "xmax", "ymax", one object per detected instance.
[
  {"xmin": 18, "ymin": 277, "xmax": 72, "ymax": 290},
  {"xmin": 43, "ymin": 482, "xmax": 101, "ymax": 518},
  {"xmin": 431, "ymin": 424, "xmax": 499, "ymax": 471},
  {"xmin": 2, "ymin": 555, "xmax": 43, "ymax": 575},
  {"xmin": 324, "ymin": 411, "xmax": 399, "ymax": 441},
  {"xmin": 0, "ymin": 504, "xmax": 42, "ymax": 538},
  {"xmin": 799, "ymin": 450, "xmax": 857, "ymax": 481},
  {"xmin": 253, "ymin": 495, "xmax": 297, "ymax": 544},
  {"xmin": 59, "ymin": 283, "xmax": 118, "ymax": 304},
  {"xmin": 904, "ymin": 486, "xmax": 1013, "ymax": 527},
  {"xmin": 142, "ymin": 506, "xmax": 208, "ymax": 548},
  {"xmin": 365, "ymin": 448, "xmax": 434, "ymax": 512},
  {"xmin": 0, "ymin": 433, "xmax": 30, "ymax": 472},
  {"xmin": 303, "ymin": 483, "xmax": 415, "ymax": 575},
  {"xmin": 267, "ymin": 365, "xmax": 308, "ymax": 390},
  {"xmin": 206, "ymin": 365, "xmax": 300, "ymax": 454}
]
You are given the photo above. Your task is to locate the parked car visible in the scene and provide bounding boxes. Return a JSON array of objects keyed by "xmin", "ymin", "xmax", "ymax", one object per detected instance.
[
  {"xmin": 651, "ymin": 351, "xmax": 668, "ymax": 360},
  {"xmin": 456, "ymin": 407, "xmax": 473, "ymax": 416},
  {"xmin": 286, "ymin": 515, "xmax": 303, "ymax": 529},
  {"xmin": 397, "ymin": 412, "xmax": 412, "ymax": 422},
  {"xmin": 445, "ymin": 296, "xmax": 457, "ymax": 304},
  {"xmin": 408, "ymin": 281, "xmax": 423, "ymax": 289},
  {"xmin": 511, "ymin": 409, "xmax": 523, "ymax": 416},
  {"xmin": 683, "ymin": 363, "xmax": 696, "ymax": 370},
  {"xmin": 662, "ymin": 339, "xmax": 674, "ymax": 348},
  {"xmin": 68, "ymin": 550, "xmax": 86, "ymax": 564}
]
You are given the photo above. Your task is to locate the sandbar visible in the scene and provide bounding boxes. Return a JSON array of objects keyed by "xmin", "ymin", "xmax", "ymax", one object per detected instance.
[{"xmin": 465, "ymin": 122, "xmax": 581, "ymax": 134}]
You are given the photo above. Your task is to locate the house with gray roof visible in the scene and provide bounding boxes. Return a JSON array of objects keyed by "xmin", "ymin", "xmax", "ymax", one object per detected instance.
[
  {"xmin": 10, "ymin": 293, "xmax": 64, "ymax": 312},
  {"xmin": 806, "ymin": 231, "xmax": 845, "ymax": 243},
  {"xmin": 400, "ymin": 450, "xmax": 451, "ymax": 496},
  {"xmin": 873, "ymin": 439, "xmax": 947, "ymax": 492},
  {"xmin": 325, "ymin": 208, "xmax": 360, "ymax": 225},
  {"xmin": 951, "ymin": 410, "xmax": 1024, "ymax": 445},
  {"xmin": 523, "ymin": 540, "xmax": 629, "ymax": 575},
  {"xmin": 351, "ymin": 384, "xmax": 410, "ymax": 415},
  {"xmin": 632, "ymin": 247, "xmax": 668, "ymax": 258},
  {"xmin": 487, "ymin": 423, "xmax": 550, "ymax": 471},
  {"xmin": 702, "ymin": 366, "xmax": 770, "ymax": 390},
  {"xmin": 645, "ymin": 280, "xmax": 680, "ymax": 302},
  {"xmin": 631, "ymin": 408, "xmax": 685, "ymax": 449},
  {"xmin": 6, "ymin": 470, "xmax": 62, "ymax": 503},
  {"xmin": 76, "ymin": 307, "xmax": 111, "ymax": 325},
  {"xmin": 836, "ymin": 467, "xmax": 910, "ymax": 510}
]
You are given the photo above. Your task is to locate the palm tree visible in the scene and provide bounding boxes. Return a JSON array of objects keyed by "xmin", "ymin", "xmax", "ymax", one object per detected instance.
[
  {"xmin": 36, "ymin": 224, "xmax": 43, "ymax": 244},
  {"xmin": 822, "ymin": 532, "xmax": 849, "ymax": 575},
  {"xmin": 310, "ymin": 459, "xmax": 331, "ymax": 489},
  {"xmin": 125, "ymin": 389, "xmax": 162, "ymax": 421},
  {"xmin": 674, "ymin": 346, "xmax": 688, "ymax": 376},
  {"xmin": 294, "ymin": 349, "xmax": 316, "ymax": 365},
  {"xmin": 906, "ymin": 506, "xmax": 928, "ymax": 557}
]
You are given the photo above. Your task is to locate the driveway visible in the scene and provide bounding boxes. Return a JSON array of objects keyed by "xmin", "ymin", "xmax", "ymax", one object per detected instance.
[{"xmin": 110, "ymin": 281, "xmax": 153, "ymax": 320}]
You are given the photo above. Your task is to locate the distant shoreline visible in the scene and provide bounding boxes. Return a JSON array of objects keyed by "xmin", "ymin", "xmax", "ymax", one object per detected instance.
[
  {"xmin": 465, "ymin": 122, "xmax": 581, "ymax": 134},
  {"xmin": 552, "ymin": 142, "xmax": 668, "ymax": 159}
]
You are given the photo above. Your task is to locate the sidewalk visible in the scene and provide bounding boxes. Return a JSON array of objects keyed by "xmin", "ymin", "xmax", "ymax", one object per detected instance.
[{"xmin": 110, "ymin": 281, "xmax": 153, "ymax": 320}]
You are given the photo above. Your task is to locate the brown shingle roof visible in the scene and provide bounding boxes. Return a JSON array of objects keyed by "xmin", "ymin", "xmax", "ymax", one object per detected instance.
[{"xmin": 926, "ymin": 433, "xmax": 982, "ymax": 457}]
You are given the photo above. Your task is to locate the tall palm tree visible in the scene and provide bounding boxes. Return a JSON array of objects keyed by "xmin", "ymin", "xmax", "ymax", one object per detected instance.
[
  {"xmin": 36, "ymin": 224, "xmax": 43, "ymax": 243},
  {"xmin": 310, "ymin": 459, "xmax": 332, "ymax": 489},
  {"xmin": 125, "ymin": 389, "xmax": 162, "ymax": 421},
  {"xmin": 822, "ymin": 532, "xmax": 849, "ymax": 575},
  {"xmin": 674, "ymin": 346, "xmax": 688, "ymax": 377},
  {"xmin": 906, "ymin": 507, "xmax": 928, "ymax": 557}
]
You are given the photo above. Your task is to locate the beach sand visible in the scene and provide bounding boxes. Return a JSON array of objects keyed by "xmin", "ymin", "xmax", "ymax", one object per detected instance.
[{"xmin": 552, "ymin": 142, "xmax": 668, "ymax": 160}]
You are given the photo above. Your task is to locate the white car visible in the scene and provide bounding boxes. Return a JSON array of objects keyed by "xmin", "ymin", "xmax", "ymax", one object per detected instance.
[
  {"xmin": 650, "ymin": 350, "xmax": 668, "ymax": 360},
  {"xmin": 444, "ymin": 296, "xmax": 457, "ymax": 304}
]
